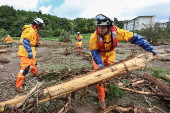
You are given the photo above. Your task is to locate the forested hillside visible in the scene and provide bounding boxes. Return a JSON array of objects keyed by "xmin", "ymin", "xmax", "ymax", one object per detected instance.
[{"xmin": 0, "ymin": 5, "xmax": 125, "ymax": 38}]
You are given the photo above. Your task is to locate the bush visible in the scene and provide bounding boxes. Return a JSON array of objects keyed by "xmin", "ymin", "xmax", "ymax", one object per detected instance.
[
  {"xmin": 53, "ymin": 29, "xmax": 64, "ymax": 37},
  {"xmin": 0, "ymin": 28, "xmax": 7, "ymax": 38},
  {"xmin": 58, "ymin": 31, "xmax": 72, "ymax": 42},
  {"xmin": 39, "ymin": 30, "xmax": 53, "ymax": 38}
]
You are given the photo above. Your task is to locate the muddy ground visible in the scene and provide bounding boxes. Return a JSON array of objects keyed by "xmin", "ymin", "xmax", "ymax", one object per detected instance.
[{"xmin": 0, "ymin": 40, "xmax": 170, "ymax": 113}]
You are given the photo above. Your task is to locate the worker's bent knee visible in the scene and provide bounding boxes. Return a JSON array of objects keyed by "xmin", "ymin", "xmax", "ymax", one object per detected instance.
[{"xmin": 23, "ymin": 66, "xmax": 30, "ymax": 76}]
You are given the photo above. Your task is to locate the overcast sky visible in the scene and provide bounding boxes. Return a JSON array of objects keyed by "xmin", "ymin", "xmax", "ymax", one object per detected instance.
[{"xmin": 0, "ymin": 0, "xmax": 170, "ymax": 22}]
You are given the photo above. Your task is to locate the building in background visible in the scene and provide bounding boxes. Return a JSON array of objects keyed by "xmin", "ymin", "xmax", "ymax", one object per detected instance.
[
  {"xmin": 159, "ymin": 17, "xmax": 170, "ymax": 28},
  {"xmin": 124, "ymin": 15, "xmax": 156, "ymax": 31}
]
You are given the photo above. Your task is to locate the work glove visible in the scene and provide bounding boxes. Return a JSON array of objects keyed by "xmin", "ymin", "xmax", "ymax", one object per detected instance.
[
  {"xmin": 150, "ymin": 49, "xmax": 157, "ymax": 55},
  {"xmin": 130, "ymin": 33, "xmax": 158, "ymax": 56},
  {"xmin": 28, "ymin": 51, "xmax": 33, "ymax": 59},
  {"xmin": 98, "ymin": 64, "xmax": 104, "ymax": 69},
  {"xmin": 77, "ymin": 39, "xmax": 82, "ymax": 41}
]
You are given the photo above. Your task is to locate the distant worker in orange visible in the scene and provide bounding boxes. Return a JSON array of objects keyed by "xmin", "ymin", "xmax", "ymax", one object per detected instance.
[
  {"xmin": 75, "ymin": 32, "xmax": 83, "ymax": 52},
  {"xmin": 15, "ymin": 18, "xmax": 44, "ymax": 93},
  {"xmin": 90, "ymin": 14, "xmax": 157, "ymax": 110},
  {"xmin": 5, "ymin": 35, "xmax": 13, "ymax": 48}
]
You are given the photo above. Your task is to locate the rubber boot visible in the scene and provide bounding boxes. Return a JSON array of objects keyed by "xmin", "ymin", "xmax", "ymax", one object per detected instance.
[
  {"xmin": 31, "ymin": 67, "xmax": 42, "ymax": 77},
  {"xmin": 76, "ymin": 47, "xmax": 79, "ymax": 52},
  {"xmin": 96, "ymin": 83, "xmax": 106, "ymax": 110},
  {"xmin": 15, "ymin": 75, "xmax": 25, "ymax": 93},
  {"xmin": 79, "ymin": 47, "xmax": 82, "ymax": 52},
  {"xmin": 76, "ymin": 47, "xmax": 80, "ymax": 52}
]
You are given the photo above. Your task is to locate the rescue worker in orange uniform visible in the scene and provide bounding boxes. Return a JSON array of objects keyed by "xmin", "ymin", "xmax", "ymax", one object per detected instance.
[
  {"xmin": 15, "ymin": 18, "xmax": 44, "ymax": 93},
  {"xmin": 90, "ymin": 14, "xmax": 157, "ymax": 110},
  {"xmin": 75, "ymin": 32, "xmax": 83, "ymax": 52},
  {"xmin": 5, "ymin": 35, "xmax": 13, "ymax": 48}
]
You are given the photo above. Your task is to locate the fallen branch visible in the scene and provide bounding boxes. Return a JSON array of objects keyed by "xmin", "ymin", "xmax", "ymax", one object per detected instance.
[
  {"xmin": 0, "ymin": 49, "xmax": 8, "ymax": 53},
  {"xmin": 120, "ymin": 87, "xmax": 155, "ymax": 95},
  {"xmin": 131, "ymin": 80, "xmax": 145, "ymax": 86},
  {"xmin": 79, "ymin": 87, "xmax": 88, "ymax": 101},
  {"xmin": 66, "ymin": 73, "xmax": 75, "ymax": 77},
  {"xmin": 119, "ymin": 87, "xmax": 170, "ymax": 98},
  {"xmin": 3, "ymin": 104, "xmax": 24, "ymax": 113},
  {"xmin": 58, "ymin": 94, "xmax": 71, "ymax": 113},
  {"xmin": 147, "ymin": 106, "xmax": 167, "ymax": 113},
  {"xmin": 100, "ymin": 105, "xmax": 133, "ymax": 113},
  {"xmin": 123, "ymin": 80, "xmax": 145, "ymax": 87},
  {"xmin": 15, "ymin": 82, "xmax": 42, "ymax": 108},
  {"xmin": 158, "ymin": 74, "xmax": 170, "ymax": 81}
]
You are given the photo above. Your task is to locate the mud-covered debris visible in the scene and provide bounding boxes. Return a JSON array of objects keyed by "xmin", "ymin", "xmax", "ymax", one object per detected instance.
[{"xmin": 0, "ymin": 58, "xmax": 10, "ymax": 63}]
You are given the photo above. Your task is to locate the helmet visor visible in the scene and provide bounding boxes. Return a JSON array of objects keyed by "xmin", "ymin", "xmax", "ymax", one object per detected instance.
[
  {"xmin": 40, "ymin": 23, "xmax": 45, "ymax": 28},
  {"xmin": 94, "ymin": 14, "xmax": 108, "ymax": 22}
]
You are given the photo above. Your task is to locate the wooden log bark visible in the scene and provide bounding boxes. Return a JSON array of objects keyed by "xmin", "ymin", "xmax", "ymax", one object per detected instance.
[
  {"xmin": 0, "ymin": 53, "xmax": 168, "ymax": 111},
  {"xmin": 143, "ymin": 72, "xmax": 170, "ymax": 94}
]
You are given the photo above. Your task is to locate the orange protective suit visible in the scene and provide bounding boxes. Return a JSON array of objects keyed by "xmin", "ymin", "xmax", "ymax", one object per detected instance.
[
  {"xmin": 75, "ymin": 34, "xmax": 83, "ymax": 52},
  {"xmin": 15, "ymin": 25, "xmax": 39, "ymax": 92},
  {"xmin": 5, "ymin": 36, "xmax": 13, "ymax": 47}
]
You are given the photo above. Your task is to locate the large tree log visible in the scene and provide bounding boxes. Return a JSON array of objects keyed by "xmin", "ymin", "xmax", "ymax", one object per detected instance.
[
  {"xmin": 0, "ymin": 53, "xmax": 168, "ymax": 111},
  {"xmin": 143, "ymin": 72, "xmax": 170, "ymax": 94}
]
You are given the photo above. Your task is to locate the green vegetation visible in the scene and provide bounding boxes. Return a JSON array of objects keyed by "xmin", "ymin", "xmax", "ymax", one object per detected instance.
[
  {"xmin": 149, "ymin": 67, "xmax": 170, "ymax": 81},
  {"xmin": 0, "ymin": 5, "xmax": 125, "ymax": 40},
  {"xmin": 81, "ymin": 33, "xmax": 91, "ymax": 42},
  {"xmin": 131, "ymin": 23, "xmax": 170, "ymax": 43},
  {"xmin": 58, "ymin": 31, "xmax": 72, "ymax": 42},
  {"xmin": 106, "ymin": 85, "xmax": 124, "ymax": 100},
  {"xmin": 133, "ymin": 66, "xmax": 170, "ymax": 83},
  {"xmin": 147, "ymin": 66, "xmax": 170, "ymax": 77},
  {"xmin": 0, "ymin": 5, "xmax": 96, "ymax": 38}
]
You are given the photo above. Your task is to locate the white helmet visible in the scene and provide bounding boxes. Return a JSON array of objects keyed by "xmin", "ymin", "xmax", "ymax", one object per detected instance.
[
  {"xmin": 77, "ymin": 32, "xmax": 80, "ymax": 34},
  {"xmin": 7, "ymin": 35, "xmax": 10, "ymax": 37},
  {"xmin": 94, "ymin": 14, "xmax": 113, "ymax": 26},
  {"xmin": 33, "ymin": 18, "xmax": 44, "ymax": 27}
]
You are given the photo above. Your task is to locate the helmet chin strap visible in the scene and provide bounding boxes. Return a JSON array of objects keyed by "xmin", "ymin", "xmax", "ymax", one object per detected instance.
[{"xmin": 35, "ymin": 25, "xmax": 42, "ymax": 31}]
